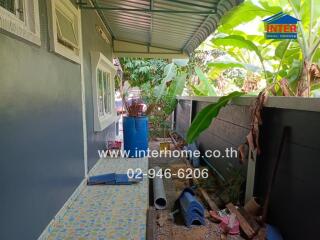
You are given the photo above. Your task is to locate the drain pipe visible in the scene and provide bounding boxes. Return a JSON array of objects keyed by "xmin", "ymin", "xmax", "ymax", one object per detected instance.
[{"xmin": 153, "ymin": 166, "xmax": 167, "ymax": 210}]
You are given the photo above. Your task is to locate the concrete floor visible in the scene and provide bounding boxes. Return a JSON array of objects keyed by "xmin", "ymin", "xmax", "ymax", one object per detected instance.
[{"xmin": 39, "ymin": 157, "xmax": 148, "ymax": 240}]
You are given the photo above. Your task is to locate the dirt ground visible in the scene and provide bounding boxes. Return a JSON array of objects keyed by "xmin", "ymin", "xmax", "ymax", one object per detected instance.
[{"xmin": 148, "ymin": 139, "xmax": 244, "ymax": 240}]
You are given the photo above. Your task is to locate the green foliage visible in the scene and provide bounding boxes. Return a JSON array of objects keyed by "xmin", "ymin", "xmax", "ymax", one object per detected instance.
[
  {"xmin": 218, "ymin": 1, "xmax": 282, "ymax": 31},
  {"xmin": 203, "ymin": 0, "xmax": 320, "ymax": 95},
  {"xmin": 186, "ymin": 91, "xmax": 245, "ymax": 143},
  {"xmin": 156, "ymin": 62, "xmax": 177, "ymax": 99},
  {"xmin": 212, "ymin": 35, "xmax": 264, "ymax": 64},
  {"xmin": 194, "ymin": 67, "xmax": 216, "ymax": 96},
  {"xmin": 120, "ymin": 57, "xmax": 188, "ymax": 138},
  {"xmin": 120, "ymin": 58, "xmax": 168, "ymax": 87},
  {"xmin": 164, "ymin": 73, "xmax": 187, "ymax": 114}
]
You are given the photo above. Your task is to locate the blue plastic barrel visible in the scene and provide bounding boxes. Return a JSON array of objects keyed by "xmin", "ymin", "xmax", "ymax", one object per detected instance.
[{"xmin": 123, "ymin": 116, "xmax": 148, "ymax": 158}]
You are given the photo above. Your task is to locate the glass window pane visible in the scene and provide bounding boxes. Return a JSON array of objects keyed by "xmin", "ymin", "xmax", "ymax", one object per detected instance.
[
  {"xmin": 97, "ymin": 69, "xmax": 104, "ymax": 117},
  {"xmin": 107, "ymin": 74, "xmax": 112, "ymax": 114},
  {"xmin": 56, "ymin": 9, "xmax": 77, "ymax": 47},
  {"xmin": 103, "ymin": 72, "xmax": 108, "ymax": 114},
  {"xmin": 0, "ymin": 0, "xmax": 15, "ymax": 13}
]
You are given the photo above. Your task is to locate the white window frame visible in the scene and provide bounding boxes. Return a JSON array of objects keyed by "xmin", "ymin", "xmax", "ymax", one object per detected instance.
[
  {"xmin": 48, "ymin": 0, "xmax": 81, "ymax": 63},
  {"xmin": 91, "ymin": 51, "xmax": 117, "ymax": 132},
  {"xmin": 0, "ymin": 0, "xmax": 41, "ymax": 45}
]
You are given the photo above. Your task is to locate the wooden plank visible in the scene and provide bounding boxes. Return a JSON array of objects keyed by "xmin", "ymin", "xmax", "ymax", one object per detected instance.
[
  {"xmin": 238, "ymin": 207, "xmax": 260, "ymax": 233},
  {"xmin": 226, "ymin": 203, "xmax": 256, "ymax": 239},
  {"xmin": 245, "ymin": 150, "xmax": 257, "ymax": 203},
  {"xmin": 199, "ymin": 188, "xmax": 219, "ymax": 211}
]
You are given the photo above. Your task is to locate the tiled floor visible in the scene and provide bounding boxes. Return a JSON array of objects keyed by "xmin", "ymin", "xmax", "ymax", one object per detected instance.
[{"xmin": 40, "ymin": 157, "xmax": 148, "ymax": 240}]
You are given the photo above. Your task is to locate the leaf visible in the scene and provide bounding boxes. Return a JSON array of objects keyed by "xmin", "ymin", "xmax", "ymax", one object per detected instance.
[
  {"xmin": 162, "ymin": 73, "xmax": 187, "ymax": 115},
  {"xmin": 194, "ymin": 67, "xmax": 216, "ymax": 96},
  {"xmin": 167, "ymin": 73, "xmax": 187, "ymax": 98},
  {"xmin": 186, "ymin": 91, "xmax": 245, "ymax": 143},
  {"xmin": 163, "ymin": 63, "xmax": 177, "ymax": 81},
  {"xmin": 212, "ymin": 35, "xmax": 264, "ymax": 64},
  {"xmin": 275, "ymin": 40, "xmax": 291, "ymax": 59},
  {"xmin": 311, "ymin": 82, "xmax": 320, "ymax": 91},
  {"xmin": 218, "ymin": 0, "xmax": 282, "ymax": 32},
  {"xmin": 312, "ymin": 44, "xmax": 320, "ymax": 62},
  {"xmin": 287, "ymin": 59, "xmax": 302, "ymax": 90},
  {"xmin": 207, "ymin": 61, "xmax": 261, "ymax": 73},
  {"xmin": 190, "ymin": 85, "xmax": 206, "ymax": 96},
  {"xmin": 156, "ymin": 63, "xmax": 177, "ymax": 99},
  {"xmin": 172, "ymin": 59, "xmax": 189, "ymax": 66}
]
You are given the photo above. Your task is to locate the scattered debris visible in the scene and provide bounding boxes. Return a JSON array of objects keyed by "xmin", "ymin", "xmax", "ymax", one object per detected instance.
[
  {"xmin": 226, "ymin": 203, "xmax": 259, "ymax": 239},
  {"xmin": 219, "ymin": 213, "xmax": 240, "ymax": 235},
  {"xmin": 160, "ymin": 142, "xmax": 171, "ymax": 151},
  {"xmin": 149, "ymin": 138, "xmax": 251, "ymax": 240},
  {"xmin": 170, "ymin": 132, "xmax": 186, "ymax": 150},
  {"xmin": 157, "ymin": 211, "xmax": 168, "ymax": 227},
  {"xmin": 107, "ymin": 140, "xmax": 122, "ymax": 150}
]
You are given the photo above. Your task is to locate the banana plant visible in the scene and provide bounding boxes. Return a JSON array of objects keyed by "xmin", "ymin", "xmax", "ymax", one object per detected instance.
[
  {"xmin": 156, "ymin": 59, "xmax": 189, "ymax": 100},
  {"xmin": 194, "ymin": 67, "xmax": 217, "ymax": 96},
  {"xmin": 211, "ymin": 34, "xmax": 270, "ymax": 82},
  {"xmin": 287, "ymin": 0, "xmax": 320, "ymax": 96},
  {"xmin": 206, "ymin": 0, "xmax": 320, "ymax": 96}
]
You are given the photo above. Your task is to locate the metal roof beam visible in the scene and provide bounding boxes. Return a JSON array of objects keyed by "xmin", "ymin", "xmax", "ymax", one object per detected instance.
[
  {"xmin": 148, "ymin": 0, "xmax": 154, "ymax": 51},
  {"xmin": 80, "ymin": 6, "xmax": 216, "ymax": 14},
  {"xmin": 182, "ymin": 8, "xmax": 217, "ymax": 53},
  {"xmin": 163, "ymin": 0, "xmax": 217, "ymax": 9}
]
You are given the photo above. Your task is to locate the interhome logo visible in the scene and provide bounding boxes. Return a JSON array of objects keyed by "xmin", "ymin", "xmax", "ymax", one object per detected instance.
[{"xmin": 263, "ymin": 12, "xmax": 299, "ymax": 39}]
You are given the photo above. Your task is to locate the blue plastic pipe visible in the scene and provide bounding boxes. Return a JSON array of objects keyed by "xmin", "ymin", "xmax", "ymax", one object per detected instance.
[{"xmin": 178, "ymin": 188, "xmax": 205, "ymax": 227}]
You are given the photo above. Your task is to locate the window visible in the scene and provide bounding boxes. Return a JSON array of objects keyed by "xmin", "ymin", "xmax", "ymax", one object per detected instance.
[
  {"xmin": 0, "ymin": 0, "xmax": 13, "ymax": 11},
  {"xmin": 49, "ymin": 0, "xmax": 81, "ymax": 63},
  {"xmin": 97, "ymin": 69, "xmax": 112, "ymax": 117},
  {"xmin": 91, "ymin": 52, "xmax": 117, "ymax": 132},
  {"xmin": 0, "ymin": 0, "xmax": 40, "ymax": 45}
]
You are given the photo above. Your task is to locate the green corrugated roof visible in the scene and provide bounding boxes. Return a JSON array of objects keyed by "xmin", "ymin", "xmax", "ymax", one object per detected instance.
[{"xmin": 82, "ymin": 0, "xmax": 243, "ymax": 56}]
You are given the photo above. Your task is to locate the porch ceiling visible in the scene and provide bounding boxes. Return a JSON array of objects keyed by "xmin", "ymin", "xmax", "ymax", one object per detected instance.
[{"xmin": 81, "ymin": 0, "xmax": 243, "ymax": 58}]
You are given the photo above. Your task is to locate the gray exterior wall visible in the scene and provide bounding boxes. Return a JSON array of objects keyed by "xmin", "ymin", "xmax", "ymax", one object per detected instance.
[
  {"xmin": 0, "ymin": 1, "xmax": 115, "ymax": 239},
  {"xmin": 175, "ymin": 97, "xmax": 320, "ymax": 240},
  {"xmin": 81, "ymin": 8, "xmax": 116, "ymax": 170},
  {"xmin": 255, "ymin": 107, "xmax": 320, "ymax": 240}
]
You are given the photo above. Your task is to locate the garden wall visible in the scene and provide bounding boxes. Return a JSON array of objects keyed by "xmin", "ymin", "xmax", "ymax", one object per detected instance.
[{"xmin": 175, "ymin": 96, "xmax": 320, "ymax": 240}]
